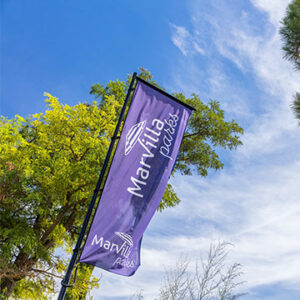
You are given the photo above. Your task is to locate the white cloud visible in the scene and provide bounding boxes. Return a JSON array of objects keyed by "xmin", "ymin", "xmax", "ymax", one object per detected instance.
[
  {"xmin": 166, "ymin": 0, "xmax": 300, "ymax": 296},
  {"xmin": 170, "ymin": 23, "xmax": 205, "ymax": 56},
  {"xmin": 251, "ymin": 0, "xmax": 290, "ymax": 25},
  {"xmin": 166, "ymin": 0, "xmax": 300, "ymax": 297},
  {"xmin": 137, "ymin": 156, "xmax": 300, "ymax": 293},
  {"xmin": 170, "ymin": 24, "xmax": 190, "ymax": 56},
  {"xmin": 209, "ymin": 2, "xmax": 299, "ymax": 159},
  {"xmin": 192, "ymin": 41, "xmax": 205, "ymax": 55}
]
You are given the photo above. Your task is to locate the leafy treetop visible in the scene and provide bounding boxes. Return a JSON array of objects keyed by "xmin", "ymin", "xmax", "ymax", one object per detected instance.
[
  {"xmin": 280, "ymin": 0, "xmax": 300, "ymax": 71},
  {"xmin": 280, "ymin": 0, "xmax": 300, "ymax": 123}
]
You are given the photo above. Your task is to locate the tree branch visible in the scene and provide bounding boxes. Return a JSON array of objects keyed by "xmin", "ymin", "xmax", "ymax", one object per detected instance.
[{"xmin": 31, "ymin": 268, "xmax": 63, "ymax": 279}]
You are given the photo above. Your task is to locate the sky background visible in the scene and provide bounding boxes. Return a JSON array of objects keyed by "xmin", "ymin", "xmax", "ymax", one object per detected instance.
[{"xmin": 1, "ymin": 0, "xmax": 300, "ymax": 299}]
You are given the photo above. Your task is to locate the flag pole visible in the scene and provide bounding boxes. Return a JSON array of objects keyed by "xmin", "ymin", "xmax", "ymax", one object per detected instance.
[{"xmin": 58, "ymin": 72, "xmax": 137, "ymax": 300}]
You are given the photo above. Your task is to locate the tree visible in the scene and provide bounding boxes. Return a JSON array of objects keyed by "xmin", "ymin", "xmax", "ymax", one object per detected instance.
[
  {"xmin": 280, "ymin": 0, "xmax": 300, "ymax": 71},
  {"xmin": 291, "ymin": 92, "xmax": 300, "ymax": 121},
  {"xmin": 130, "ymin": 242, "xmax": 245, "ymax": 300},
  {"xmin": 280, "ymin": 0, "xmax": 300, "ymax": 122},
  {"xmin": 0, "ymin": 69, "xmax": 243, "ymax": 299},
  {"xmin": 0, "ymin": 96, "xmax": 108, "ymax": 299},
  {"xmin": 158, "ymin": 242, "xmax": 245, "ymax": 300}
]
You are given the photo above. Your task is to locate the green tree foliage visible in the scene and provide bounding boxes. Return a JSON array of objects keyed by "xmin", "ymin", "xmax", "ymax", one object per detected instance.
[
  {"xmin": 291, "ymin": 92, "xmax": 300, "ymax": 121},
  {"xmin": 280, "ymin": 0, "xmax": 300, "ymax": 122},
  {"xmin": 0, "ymin": 69, "xmax": 243, "ymax": 299},
  {"xmin": 280, "ymin": 0, "xmax": 300, "ymax": 71},
  {"xmin": 0, "ymin": 96, "xmax": 111, "ymax": 298}
]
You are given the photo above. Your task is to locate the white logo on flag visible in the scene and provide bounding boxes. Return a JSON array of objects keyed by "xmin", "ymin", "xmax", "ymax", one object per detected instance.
[
  {"xmin": 125, "ymin": 120, "xmax": 147, "ymax": 155},
  {"xmin": 115, "ymin": 231, "xmax": 133, "ymax": 247}
]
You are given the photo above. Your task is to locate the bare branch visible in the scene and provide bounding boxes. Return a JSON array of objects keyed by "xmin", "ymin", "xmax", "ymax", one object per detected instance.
[{"xmin": 157, "ymin": 242, "xmax": 246, "ymax": 300}]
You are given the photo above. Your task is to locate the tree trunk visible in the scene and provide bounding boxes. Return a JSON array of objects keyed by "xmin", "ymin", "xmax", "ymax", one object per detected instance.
[
  {"xmin": 0, "ymin": 278, "xmax": 18, "ymax": 299},
  {"xmin": 0, "ymin": 205, "xmax": 80, "ymax": 298}
]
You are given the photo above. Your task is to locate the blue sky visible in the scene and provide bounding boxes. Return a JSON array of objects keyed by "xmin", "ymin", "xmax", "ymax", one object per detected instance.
[{"xmin": 1, "ymin": 0, "xmax": 300, "ymax": 299}]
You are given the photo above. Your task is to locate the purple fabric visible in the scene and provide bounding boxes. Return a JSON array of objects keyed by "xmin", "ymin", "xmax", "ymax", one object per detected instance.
[{"xmin": 79, "ymin": 80, "xmax": 192, "ymax": 276}]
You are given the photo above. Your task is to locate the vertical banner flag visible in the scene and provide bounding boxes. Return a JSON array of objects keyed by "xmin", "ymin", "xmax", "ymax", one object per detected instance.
[{"xmin": 79, "ymin": 78, "xmax": 193, "ymax": 276}]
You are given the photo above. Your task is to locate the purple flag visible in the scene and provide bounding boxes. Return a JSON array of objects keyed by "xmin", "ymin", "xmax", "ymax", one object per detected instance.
[{"xmin": 79, "ymin": 79, "xmax": 192, "ymax": 276}]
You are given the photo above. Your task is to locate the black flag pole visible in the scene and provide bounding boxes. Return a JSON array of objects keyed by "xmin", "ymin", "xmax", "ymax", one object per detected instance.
[{"xmin": 57, "ymin": 72, "xmax": 137, "ymax": 300}]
